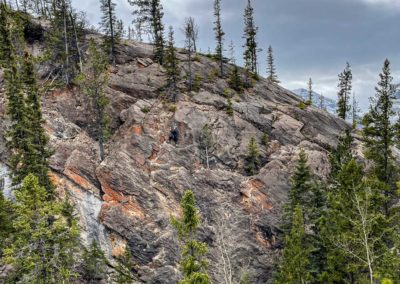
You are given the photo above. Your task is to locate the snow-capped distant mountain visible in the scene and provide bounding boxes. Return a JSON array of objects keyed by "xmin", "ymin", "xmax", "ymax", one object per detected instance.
[
  {"xmin": 393, "ymin": 84, "xmax": 400, "ymax": 115},
  {"xmin": 292, "ymin": 88, "xmax": 337, "ymax": 115}
]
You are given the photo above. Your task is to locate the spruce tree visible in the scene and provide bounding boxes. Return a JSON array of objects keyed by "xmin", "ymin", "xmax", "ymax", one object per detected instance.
[
  {"xmin": 329, "ymin": 129, "xmax": 353, "ymax": 180},
  {"xmin": 76, "ymin": 39, "xmax": 110, "ymax": 161},
  {"xmin": 226, "ymin": 98, "xmax": 234, "ymax": 116},
  {"xmin": 46, "ymin": 0, "xmax": 84, "ymax": 85},
  {"xmin": 164, "ymin": 26, "xmax": 180, "ymax": 102},
  {"xmin": 100, "ymin": 0, "xmax": 118, "ymax": 65},
  {"xmin": 245, "ymin": 137, "xmax": 260, "ymax": 175},
  {"xmin": 4, "ymin": 174, "xmax": 79, "ymax": 283},
  {"xmin": 82, "ymin": 240, "xmax": 108, "ymax": 282},
  {"xmin": 21, "ymin": 50, "xmax": 53, "ymax": 192},
  {"xmin": 213, "ymin": 0, "xmax": 225, "ymax": 77},
  {"xmin": 0, "ymin": 3, "xmax": 13, "ymax": 68},
  {"xmin": 267, "ymin": 45, "xmax": 279, "ymax": 84},
  {"xmin": 129, "ymin": 0, "xmax": 165, "ymax": 65},
  {"xmin": 243, "ymin": 0, "xmax": 259, "ymax": 74},
  {"xmin": 323, "ymin": 160, "xmax": 400, "ymax": 283},
  {"xmin": 183, "ymin": 18, "xmax": 195, "ymax": 91},
  {"xmin": 171, "ymin": 190, "xmax": 211, "ymax": 284},
  {"xmin": 275, "ymin": 205, "xmax": 313, "ymax": 284},
  {"xmin": 228, "ymin": 41, "xmax": 243, "ymax": 92},
  {"xmin": 352, "ymin": 92, "xmax": 360, "ymax": 129},
  {"xmin": 362, "ymin": 59, "xmax": 397, "ymax": 200},
  {"xmin": 307, "ymin": 78, "xmax": 313, "ymax": 105},
  {"xmin": 283, "ymin": 148, "xmax": 312, "ymax": 232},
  {"xmin": 0, "ymin": 190, "xmax": 13, "ymax": 252},
  {"xmin": 114, "ymin": 247, "xmax": 135, "ymax": 284},
  {"xmin": 336, "ymin": 62, "xmax": 352, "ymax": 120}
]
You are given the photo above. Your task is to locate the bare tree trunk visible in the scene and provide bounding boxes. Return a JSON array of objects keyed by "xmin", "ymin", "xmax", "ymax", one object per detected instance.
[
  {"xmin": 62, "ymin": 1, "xmax": 70, "ymax": 85},
  {"xmin": 69, "ymin": 10, "xmax": 82, "ymax": 73}
]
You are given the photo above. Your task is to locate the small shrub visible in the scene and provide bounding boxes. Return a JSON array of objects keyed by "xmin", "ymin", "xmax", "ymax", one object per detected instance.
[
  {"xmin": 298, "ymin": 101, "xmax": 307, "ymax": 110},
  {"xmin": 261, "ymin": 133, "xmax": 269, "ymax": 146},
  {"xmin": 168, "ymin": 104, "xmax": 177, "ymax": 113},
  {"xmin": 223, "ymin": 88, "xmax": 231, "ymax": 98},
  {"xmin": 227, "ymin": 98, "xmax": 234, "ymax": 116},
  {"xmin": 141, "ymin": 106, "xmax": 150, "ymax": 113},
  {"xmin": 305, "ymin": 99, "xmax": 312, "ymax": 106},
  {"xmin": 193, "ymin": 73, "xmax": 202, "ymax": 92}
]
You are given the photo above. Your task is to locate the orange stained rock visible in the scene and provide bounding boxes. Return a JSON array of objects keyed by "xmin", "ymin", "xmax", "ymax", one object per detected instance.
[
  {"xmin": 132, "ymin": 124, "xmax": 142, "ymax": 135},
  {"xmin": 64, "ymin": 169, "xmax": 93, "ymax": 191},
  {"xmin": 110, "ymin": 233, "xmax": 127, "ymax": 257},
  {"xmin": 241, "ymin": 179, "xmax": 273, "ymax": 213}
]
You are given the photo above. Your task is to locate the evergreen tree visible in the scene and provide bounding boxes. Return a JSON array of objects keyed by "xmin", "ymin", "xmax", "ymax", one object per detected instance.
[
  {"xmin": 46, "ymin": 0, "xmax": 85, "ymax": 85},
  {"xmin": 76, "ymin": 39, "xmax": 110, "ymax": 161},
  {"xmin": 21, "ymin": 50, "xmax": 53, "ymax": 192},
  {"xmin": 183, "ymin": 18, "xmax": 195, "ymax": 91},
  {"xmin": 226, "ymin": 98, "xmax": 234, "ymax": 116},
  {"xmin": 329, "ymin": 129, "xmax": 353, "ymax": 180},
  {"xmin": 4, "ymin": 174, "xmax": 79, "ymax": 283},
  {"xmin": 213, "ymin": 0, "xmax": 225, "ymax": 77},
  {"xmin": 243, "ymin": 0, "xmax": 260, "ymax": 74},
  {"xmin": 275, "ymin": 205, "xmax": 313, "ymax": 284},
  {"xmin": 267, "ymin": 45, "xmax": 279, "ymax": 83},
  {"xmin": 245, "ymin": 137, "xmax": 260, "ymax": 175},
  {"xmin": 336, "ymin": 62, "xmax": 352, "ymax": 120},
  {"xmin": 322, "ymin": 160, "xmax": 400, "ymax": 283},
  {"xmin": 82, "ymin": 240, "xmax": 108, "ymax": 282},
  {"xmin": 362, "ymin": 59, "xmax": 397, "ymax": 202},
  {"xmin": 129, "ymin": 0, "xmax": 165, "ymax": 65},
  {"xmin": 114, "ymin": 247, "xmax": 135, "ymax": 284},
  {"xmin": 164, "ymin": 26, "xmax": 180, "ymax": 102},
  {"xmin": 100, "ymin": 0, "xmax": 118, "ymax": 65},
  {"xmin": 307, "ymin": 78, "xmax": 313, "ymax": 105},
  {"xmin": 0, "ymin": 190, "xmax": 13, "ymax": 252},
  {"xmin": 228, "ymin": 41, "xmax": 243, "ymax": 92},
  {"xmin": 171, "ymin": 190, "xmax": 211, "ymax": 284},
  {"xmin": 0, "ymin": 3, "xmax": 13, "ymax": 68},
  {"xmin": 186, "ymin": 16, "xmax": 198, "ymax": 53},
  {"xmin": 352, "ymin": 92, "xmax": 360, "ymax": 129},
  {"xmin": 283, "ymin": 148, "xmax": 312, "ymax": 232}
]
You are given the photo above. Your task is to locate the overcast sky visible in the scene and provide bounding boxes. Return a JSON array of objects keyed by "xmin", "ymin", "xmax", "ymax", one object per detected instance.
[{"xmin": 72, "ymin": 0, "xmax": 400, "ymax": 109}]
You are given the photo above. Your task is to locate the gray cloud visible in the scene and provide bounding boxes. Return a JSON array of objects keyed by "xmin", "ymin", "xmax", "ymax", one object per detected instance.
[{"xmin": 72, "ymin": 0, "xmax": 400, "ymax": 109}]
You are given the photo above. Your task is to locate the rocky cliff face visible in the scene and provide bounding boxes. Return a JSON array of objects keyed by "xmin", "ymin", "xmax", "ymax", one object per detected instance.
[{"xmin": 0, "ymin": 36, "xmax": 350, "ymax": 283}]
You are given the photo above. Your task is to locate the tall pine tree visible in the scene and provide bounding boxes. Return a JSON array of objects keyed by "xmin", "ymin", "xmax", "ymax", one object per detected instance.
[
  {"xmin": 267, "ymin": 45, "xmax": 279, "ymax": 83},
  {"xmin": 164, "ymin": 26, "xmax": 180, "ymax": 102},
  {"xmin": 129, "ymin": 0, "xmax": 165, "ymax": 65},
  {"xmin": 171, "ymin": 190, "xmax": 211, "ymax": 284},
  {"xmin": 362, "ymin": 59, "xmax": 397, "ymax": 202},
  {"xmin": 336, "ymin": 62, "xmax": 352, "ymax": 120},
  {"xmin": 21, "ymin": 50, "xmax": 53, "ymax": 192},
  {"xmin": 243, "ymin": 0, "xmax": 259, "ymax": 74},
  {"xmin": 100, "ymin": 0, "xmax": 119, "ymax": 65},
  {"xmin": 4, "ymin": 174, "xmax": 80, "ymax": 283},
  {"xmin": 275, "ymin": 205, "xmax": 313, "ymax": 284},
  {"xmin": 213, "ymin": 0, "xmax": 225, "ymax": 77},
  {"xmin": 76, "ymin": 39, "xmax": 110, "ymax": 161}
]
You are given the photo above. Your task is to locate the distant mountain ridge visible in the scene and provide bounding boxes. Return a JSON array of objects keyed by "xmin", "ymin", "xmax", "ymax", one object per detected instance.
[{"xmin": 292, "ymin": 88, "xmax": 337, "ymax": 115}]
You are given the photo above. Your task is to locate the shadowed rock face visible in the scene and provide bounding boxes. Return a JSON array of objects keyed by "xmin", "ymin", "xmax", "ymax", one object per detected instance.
[{"xmin": 0, "ymin": 37, "xmax": 350, "ymax": 283}]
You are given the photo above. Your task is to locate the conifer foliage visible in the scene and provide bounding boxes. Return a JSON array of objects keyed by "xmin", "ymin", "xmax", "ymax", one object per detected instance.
[
  {"xmin": 171, "ymin": 190, "xmax": 211, "ymax": 284},
  {"xmin": 243, "ymin": 0, "xmax": 259, "ymax": 74},
  {"xmin": 82, "ymin": 240, "xmax": 108, "ymax": 282},
  {"xmin": 164, "ymin": 26, "xmax": 180, "ymax": 101},
  {"xmin": 76, "ymin": 39, "xmax": 110, "ymax": 161},
  {"xmin": 4, "ymin": 174, "xmax": 80, "ymax": 283},
  {"xmin": 245, "ymin": 137, "xmax": 260, "ymax": 175},
  {"xmin": 129, "ymin": 0, "xmax": 165, "ymax": 65},
  {"xmin": 362, "ymin": 59, "xmax": 397, "ymax": 190},
  {"xmin": 100, "ymin": 0, "xmax": 119, "ymax": 65},
  {"xmin": 267, "ymin": 45, "xmax": 279, "ymax": 83},
  {"xmin": 213, "ymin": 0, "xmax": 225, "ymax": 77},
  {"xmin": 275, "ymin": 205, "xmax": 313, "ymax": 284},
  {"xmin": 336, "ymin": 62, "xmax": 353, "ymax": 120}
]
